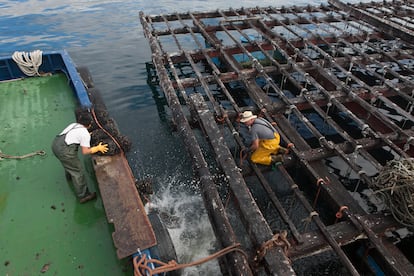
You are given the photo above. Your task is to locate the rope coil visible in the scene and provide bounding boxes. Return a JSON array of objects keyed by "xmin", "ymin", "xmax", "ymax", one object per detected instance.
[
  {"xmin": 12, "ymin": 50, "xmax": 43, "ymax": 76},
  {"xmin": 371, "ymin": 158, "xmax": 414, "ymax": 227}
]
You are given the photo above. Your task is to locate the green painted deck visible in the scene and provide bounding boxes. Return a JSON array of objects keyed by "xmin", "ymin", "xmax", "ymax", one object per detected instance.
[{"xmin": 0, "ymin": 74, "xmax": 130, "ymax": 275}]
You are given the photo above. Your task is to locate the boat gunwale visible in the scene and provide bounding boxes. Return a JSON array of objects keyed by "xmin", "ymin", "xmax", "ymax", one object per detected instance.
[{"xmin": 0, "ymin": 49, "xmax": 91, "ymax": 107}]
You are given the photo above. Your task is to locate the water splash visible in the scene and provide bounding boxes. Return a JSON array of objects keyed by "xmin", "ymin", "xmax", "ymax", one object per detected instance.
[{"xmin": 145, "ymin": 176, "xmax": 221, "ymax": 275}]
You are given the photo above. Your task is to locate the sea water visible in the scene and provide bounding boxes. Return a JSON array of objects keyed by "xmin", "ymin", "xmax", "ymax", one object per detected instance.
[{"xmin": 0, "ymin": 0, "xmax": 380, "ymax": 274}]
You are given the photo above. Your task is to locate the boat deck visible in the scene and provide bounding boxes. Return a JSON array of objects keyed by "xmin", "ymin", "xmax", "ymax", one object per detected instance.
[
  {"xmin": 140, "ymin": 0, "xmax": 414, "ymax": 274},
  {"xmin": 0, "ymin": 74, "xmax": 130, "ymax": 275}
]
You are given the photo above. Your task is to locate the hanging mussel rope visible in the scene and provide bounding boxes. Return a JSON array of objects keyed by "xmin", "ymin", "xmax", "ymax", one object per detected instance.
[
  {"xmin": 79, "ymin": 88, "xmax": 132, "ymax": 155},
  {"xmin": 90, "ymin": 108, "xmax": 132, "ymax": 155},
  {"xmin": 371, "ymin": 158, "xmax": 414, "ymax": 228}
]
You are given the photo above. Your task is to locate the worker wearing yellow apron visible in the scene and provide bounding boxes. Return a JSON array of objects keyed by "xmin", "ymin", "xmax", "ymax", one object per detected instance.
[{"xmin": 240, "ymin": 111, "xmax": 287, "ymax": 166}]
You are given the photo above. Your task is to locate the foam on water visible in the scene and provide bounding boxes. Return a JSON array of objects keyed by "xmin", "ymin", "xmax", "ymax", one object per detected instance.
[{"xmin": 145, "ymin": 175, "xmax": 221, "ymax": 275}]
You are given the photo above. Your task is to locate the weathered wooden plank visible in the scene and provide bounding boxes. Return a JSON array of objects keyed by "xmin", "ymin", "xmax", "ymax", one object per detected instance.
[
  {"xmin": 140, "ymin": 12, "xmax": 253, "ymax": 275},
  {"xmin": 288, "ymin": 214, "xmax": 398, "ymax": 260},
  {"xmin": 274, "ymin": 113, "xmax": 367, "ymax": 214},
  {"xmin": 344, "ymin": 211, "xmax": 414, "ymax": 276},
  {"xmin": 189, "ymin": 93, "xmax": 295, "ymax": 275},
  {"xmin": 93, "ymin": 154, "xmax": 156, "ymax": 259}
]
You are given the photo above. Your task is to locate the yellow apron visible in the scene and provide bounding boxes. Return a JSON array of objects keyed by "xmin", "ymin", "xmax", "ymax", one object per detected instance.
[{"xmin": 251, "ymin": 133, "xmax": 280, "ymax": 165}]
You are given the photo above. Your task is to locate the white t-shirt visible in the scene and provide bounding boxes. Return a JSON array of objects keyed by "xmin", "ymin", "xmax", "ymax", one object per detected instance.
[{"xmin": 60, "ymin": 123, "xmax": 91, "ymax": 147}]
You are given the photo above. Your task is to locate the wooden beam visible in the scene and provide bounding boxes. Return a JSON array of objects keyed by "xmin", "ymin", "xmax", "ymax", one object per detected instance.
[
  {"xmin": 93, "ymin": 154, "xmax": 156, "ymax": 259},
  {"xmin": 288, "ymin": 214, "xmax": 399, "ymax": 260},
  {"xmin": 189, "ymin": 93, "xmax": 295, "ymax": 275}
]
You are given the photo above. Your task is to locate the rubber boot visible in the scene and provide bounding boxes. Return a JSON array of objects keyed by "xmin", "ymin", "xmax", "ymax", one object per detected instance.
[
  {"xmin": 271, "ymin": 154, "xmax": 283, "ymax": 164},
  {"xmin": 278, "ymin": 146, "xmax": 288, "ymax": 155},
  {"xmin": 79, "ymin": 192, "xmax": 97, "ymax": 204},
  {"xmin": 270, "ymin": 154, "xmax": 283, "ymax": 170}
]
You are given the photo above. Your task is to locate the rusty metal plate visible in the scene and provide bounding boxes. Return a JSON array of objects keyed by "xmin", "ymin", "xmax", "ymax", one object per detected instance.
[{"xmin": 93, "ymin": 154, "xmax": 156, "ymax": 259}]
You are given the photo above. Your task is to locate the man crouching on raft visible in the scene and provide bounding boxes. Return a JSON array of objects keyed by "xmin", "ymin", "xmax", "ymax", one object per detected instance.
[{"xmin": 240, "ymin": 110, "xmax": 289, "ymax": 165}]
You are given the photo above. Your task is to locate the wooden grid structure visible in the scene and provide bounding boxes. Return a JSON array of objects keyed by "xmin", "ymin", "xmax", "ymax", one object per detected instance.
[{"xmin": 140, "ymin": 0, "xmax": 414, "ymax": 274}]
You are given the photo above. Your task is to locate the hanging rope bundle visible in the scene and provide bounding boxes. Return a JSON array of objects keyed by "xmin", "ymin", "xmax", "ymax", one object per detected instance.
[
  {"xmin": 12, "ymin": 50, "xmax": 43, "ymax": 76},
  {"xmin": 371, "ymin": 158, "xmax": 414, "ymax": 228}
]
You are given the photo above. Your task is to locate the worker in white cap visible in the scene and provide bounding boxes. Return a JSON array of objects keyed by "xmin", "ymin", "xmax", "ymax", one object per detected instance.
[{"xmin": 240, "ymin": 110, "xmax": 288, "ymax": 165}]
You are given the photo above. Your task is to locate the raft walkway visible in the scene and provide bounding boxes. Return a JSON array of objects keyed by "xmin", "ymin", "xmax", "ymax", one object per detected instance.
[{"xmin": 140, "ymin": 0, "xmax": 414, "ymax": 274}]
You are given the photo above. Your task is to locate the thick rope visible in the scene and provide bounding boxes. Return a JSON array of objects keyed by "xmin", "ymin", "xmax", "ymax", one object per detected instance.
[
  {"xmin": 133, "ymin": 243, "xmax": 247, "ymax": 276},
  {"xmin": 371, "ymin": 158, "xmax": 414, "ymax": 228},
  {"xmin": 91, "ymin": 108, "xmax": 123, "ymax": 152},
  {"xmin": 12, "ymin": 50, "xmax": 43, "ymax": 76},
  {"xmin": 0, "ymin": 150, "xmax": 45, "ymax": 160}
]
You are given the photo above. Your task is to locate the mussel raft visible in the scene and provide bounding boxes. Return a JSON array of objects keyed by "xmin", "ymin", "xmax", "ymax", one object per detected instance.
[{"xmin": 140, "ymin": 0, "xmax": 414, "ymax": 275}]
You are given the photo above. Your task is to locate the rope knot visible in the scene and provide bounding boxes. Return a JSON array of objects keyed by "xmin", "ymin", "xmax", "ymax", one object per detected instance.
[
  {"xmin": 335, "ymin": 206, "xmax": 349, "ymax": 219},
  {"xmin": 254, "ymin": 230, "xmax": 291, "ymax": 264},
  {"xmin": 302, "ymin": 211, "xmax": 319, "ymax": 224}
]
